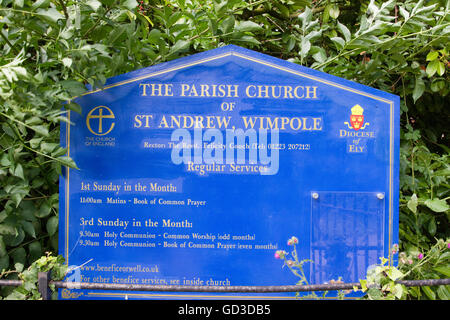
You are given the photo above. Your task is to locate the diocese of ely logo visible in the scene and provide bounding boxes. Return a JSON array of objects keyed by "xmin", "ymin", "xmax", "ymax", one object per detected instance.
[
  {"xmin": 86, "ymin": 106, "xmax": 115, "ymax": 136},
  {"xmin": 344, "ymin": 104, "xmax": 370, "ymax": 131}
]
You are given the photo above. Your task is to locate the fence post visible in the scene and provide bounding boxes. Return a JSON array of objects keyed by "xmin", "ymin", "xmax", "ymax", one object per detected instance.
[{"xmin": 38, "ymin": 271, "xmax": 51, "ymax": 300}]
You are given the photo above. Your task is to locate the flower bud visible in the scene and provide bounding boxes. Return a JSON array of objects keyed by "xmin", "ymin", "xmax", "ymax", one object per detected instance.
[
  {"xmin": 391, "ymin": 244, "xmax": 399, "ymax": 254},
  {"xmin": 274, "ymin": 250, "xmax": 286, "ymax": 259},
  {"xmin": 287, "ymin": 236, "xmax": 299, "ymax": 246}
]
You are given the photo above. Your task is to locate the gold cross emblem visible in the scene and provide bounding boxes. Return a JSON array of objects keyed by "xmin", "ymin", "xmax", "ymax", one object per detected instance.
[{"xmin": 86, "ymin": 106, "xmax": 115, "ymax": 136}]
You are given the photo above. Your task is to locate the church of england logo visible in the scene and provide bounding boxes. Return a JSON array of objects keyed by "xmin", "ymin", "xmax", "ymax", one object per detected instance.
[{"xmin": 86, "ymin": 106, "xmax": 116, "ymax": 136}]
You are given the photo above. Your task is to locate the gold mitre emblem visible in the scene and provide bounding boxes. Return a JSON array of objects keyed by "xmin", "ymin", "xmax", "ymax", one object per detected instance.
[{"xmin": 351, "ymin": 104, "xmax": 364, "ymax": 115}]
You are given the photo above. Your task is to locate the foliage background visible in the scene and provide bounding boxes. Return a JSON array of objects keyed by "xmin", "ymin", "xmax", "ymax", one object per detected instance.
[{"xmin": 0, "ymin": 0, "xmax": 448, "ymax": 299}]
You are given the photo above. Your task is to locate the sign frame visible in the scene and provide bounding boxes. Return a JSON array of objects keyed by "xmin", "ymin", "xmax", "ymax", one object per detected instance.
[{"xmin": 59, "ymin": 45, "xmax": 399, "ymax": 299}]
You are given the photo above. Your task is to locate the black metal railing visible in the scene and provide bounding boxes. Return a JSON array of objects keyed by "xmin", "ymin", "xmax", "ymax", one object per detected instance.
[{"xmin": 1, "ymin": 273, "xmax": 449, "ymax": 300}]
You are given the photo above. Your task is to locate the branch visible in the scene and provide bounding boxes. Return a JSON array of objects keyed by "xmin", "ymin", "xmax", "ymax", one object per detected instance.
[
  {"xmin": 58, "ymin": 0, "xmax": 69, "ymax": 20},
  {"xmin": 82, "ymin": 6, "xmax": 112, "ymax": 39},
  {"xmin": 0, "ymin": 29, "xmax": 19, "ymax": 54}
]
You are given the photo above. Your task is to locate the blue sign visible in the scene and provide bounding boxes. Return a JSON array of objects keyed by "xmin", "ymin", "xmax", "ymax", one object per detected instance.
[{"xmin": 59, "ymin": 45, "xmax": 399, "ymax": 299}]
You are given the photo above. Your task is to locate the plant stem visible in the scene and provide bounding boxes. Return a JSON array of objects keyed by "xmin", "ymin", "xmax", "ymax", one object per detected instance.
[
  {"xmin": 57, "ymin": 0, "xmax": 69, "ymax": 20},
  {"xmin": 0, "ymin": 30, "xmax": 19, "ymax": 54}
]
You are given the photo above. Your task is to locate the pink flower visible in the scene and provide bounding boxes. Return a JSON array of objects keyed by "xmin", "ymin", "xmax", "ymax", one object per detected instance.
[
  {"xmin": 447, "ymin": 243, "xmax": 450, "ymax": 249},
  {"xmin": 287, "ymin": 236, "xmax": 299, "ymax": 246},
  {"xmin": 392, "ymin": 244, "xmax": 399, "ymax": 255},
  {"xmin": 417, "ymin": 253, "xmax": 424, "ymax": 260},
  {"xmin": 274, "ymin": 250, "xmax": 286, "ymax": 259}
]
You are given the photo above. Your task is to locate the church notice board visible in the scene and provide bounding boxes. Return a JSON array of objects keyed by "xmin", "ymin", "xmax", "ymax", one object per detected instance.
[{"xmin": 59, "ymin": 45, "xmax": 399, "ymax": 299}]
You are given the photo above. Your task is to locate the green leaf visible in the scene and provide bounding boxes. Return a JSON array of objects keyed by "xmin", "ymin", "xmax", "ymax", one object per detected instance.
[
  {"xmin": 360, "ymin": 279, "xmax": 368, "ymax": 292},
  {"xmin": 367, "ymin": 287, "xmax": 383, "ymax": 300},
  {"xmin": 433, "ymin": 266, "xmax": 450, "ymax": 277},
  {"xmin": 311, "ymin": 46, "xmax": 327, "ymax": 63},
  {"xmin": 329, "ymin": 5, "xmax": 340, "ymax": 19},
  {"xmin": 14, "ymin": 262, "xmax": 24, "ymax": 273},
  {"xmin": 393, "ymin": 284, "xmax": 403, "ymax": 299},
  {"xmin": 121, "ymin": 0, "xmax": 138, "ymax": 10},
  {"xmin": 13, "ymin": 164, "xmax": 25, "ymax": 180},
  {"xmin": 407, "ymin": 194, "xmax": 418, "ymax": 213},
  {"xmin": 169, "ymin": 40, "xmax": 190, "ymax": 56},
  {"xmin": 422, "ymin": 286, "xmax": 436, "ymax": 300},
  {"xmin": 0, "ymin": 211, "xmax": 6, "ymax": 224},
  {"xmin": 428, "ymin": 217, "xmax": 436, "ymax": 235},
  {"xmin": 65, "ymin": 102, "xmax": 82, "ymax": 114},
  {"xmin": 21, "ymin": 220, "xmax": 36, "ymax": 238},
  {"xmin": 431, "ymin": 79, "xmax": 445, "ymax": 92},
  {"xmin": 387, "ymin": 267, "xmax": 403, "ymax": 281},
  {"xmin": 436, "ymin": 61, "xmax": 445, "ymax": 76},
  {"xmin": 0, "ymin": 236, "xmax": 7, "ymax": 257},
  {"xmin": 433, "ymin": 168, "xmax": 450, "ymax": 177},
  {"xmin": 6, "ymin": 185, "xmax": 30, "ymax": 207},
  {"xmin": 86, "ymin": 0, "xmax": 102, "ymax": 11},
  {"xmin": 233, "ymin": 35, "xmax": 260, "ymax": 45},
  {"xmin": 235, "ymin": 21, "xmax": 263, "ymax": 33},
  {"xmin": 300, "ymin": 38, "xmax": 311, "ymax": 58},
  {"xmin": 221, "ymin": 15, "xmax": 235, "ymax": 34},
  {"xmin": 61, "ymin": 80, "xmax": 87, "ymax": 97},
  {"xmin": 40, "ymin": 142, "xmax": 58, "ymax": 153},
  {"xmin": 35, "ymin": 202, "xmax": 52, "ymax": 218},
  {"xmin": 274, "ymin": 3, "xmax": 290, "ymax": 18},
  {"xmin": 424, "ymin": 198, "xmax": 449, "ymax": 213},
  {"xmin": 214, "ymin": 0, "xmax": 228, "ymax": 15},
  {"xmin": 0, "ymin": 223, "xmax": 16, "ymax": 236},
  {"xmin": 337, "ymin": 21, "xmax": 351, "ymax": 42},
  {"xmin": 398, "ymin": 6, "xmax": 409, "ymax": 19},
  {"xmin": 4, "ymin": 227, "xmax": 25, "ymax": 247},
  {"xmin": 0, "ymin": 255, "xmax": 9, "ymax": 272},
  {"xmin": 148, "ymin": 29, "xmax": 162, "ymax": 44},
  {"xmin": 30, "ymin": 125, "xmax": 49, "ymax": 137},
  {"xmin": 46, "ymin": 216, "xmax": 58, "ymax": 236},
  {"xmin": 11, "ymin": 247, "xmax": 26, "ymax": 265},
  {"xmin": 28, "ymin": 241, "xmax": 42, "ymax": 262},
  {"xmin": 426, "ymin": 51, "xmax": 438, "ymax": 61},
  {"xmin": 322, "ymin": 4, "xmax": 331, "ymax": 23},
  {"xmin": 62, "ymin": 57, "xmax": 72, "ymax": 68},
  {"xmin": 57, "ymin": 156, "xmax": 79, "ymax": 169},
  {"xmin": 298, "ymin": 7, "xmax": 312, "ymax": 28},
  {"xmin": 13, "ymin": 0, "xmax": 24, "ymax": 8},
  {"xmin": 167, "ymin": 12, "xmax": 182, "ymax": 28},
  {"xmin": 31, "ymin": 0, "xmax": 50, "ymax": 10},
  {"xmin": 51, "ymin": 147, "xmax": 67, "ymax": 157},
  {"xmin": 426, "ymin": 59, "xmax": 439, "ymax": 77},
  {"xmin": 437, "ymin": 286, "xmax": 450, "ymax": 300},
  {"xmin": 36, "ymin": 8, "xmax": 65, "ymax": 24},
  {"xmin": 412, "ymin": 77, "xmax": 425, "ymax": 103},
  {"xmin": 287, "ymin": 37, "xmax": 296, "ymax": 51},
  {"xmin": 331, "ymin": 36, "xmax": 345, "ymax": 50}
]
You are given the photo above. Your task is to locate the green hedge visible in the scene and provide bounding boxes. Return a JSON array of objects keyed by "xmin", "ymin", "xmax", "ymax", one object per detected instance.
[{"xmin": 0, "ymin": 0, "xmax": 448, "ymax": 299}]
